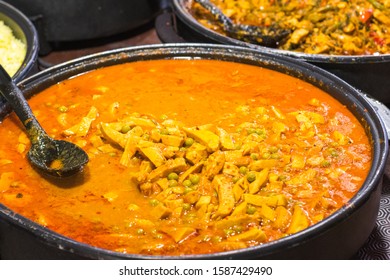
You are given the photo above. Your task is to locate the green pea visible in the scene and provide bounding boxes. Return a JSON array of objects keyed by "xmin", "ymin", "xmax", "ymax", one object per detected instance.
[
  {"xmin": 183, "ymin": 179, "xmax": 192, "ymax": 187},
  {"xmin": 269, "ymin": 146, "xmax": 279, "ymax": 153},
  {"xmin": 239, "ymin": 166, "xmax": 248, "ymax": 175},
  {"xmin": 247, "ymin": 172, "xmax": 256, "ymax": 182},
  {"xmin": 262, "ymin": 152, "xmax": 271, "ymax": 159},
  {"xmin": 184, "ymin": 187, "xmax": 193, "ymax": 194},
  {"xmin": 149, "ymin": 199, "xmax": 159, "ymax": 207},
  {"xmin": 168, "ymin": 179, "xmax": 178, "ymax": 188},
  {"xmin": 121, "ymin": 124, "xmax": 131, "ymax": 133},
  {"xmin": 167, "ymin": 172, "xmax": 179, "ymax": 180},
  {"xmin": 184, "ymin": 137, "xmax": 194, "ymax": 147},
  {"xmin": 247, "ymin": 205, "xmax": 257, "ymax": 214},
  {"xmin": 189, "ymin": 174, "xmax": 200, "ymax": 185},
  {"xmin": 250, "ymin": 153, "xmax": 259, "ymax": 160}
]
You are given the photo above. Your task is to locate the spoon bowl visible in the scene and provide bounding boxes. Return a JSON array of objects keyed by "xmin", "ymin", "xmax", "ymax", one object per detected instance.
[
  {"xmin": 193, "ymin": 0, "xmax": 290, "ymax": 48},
  {"xmin": 0, "ymin": 65, "xmax": 88, "ymax": 177}
]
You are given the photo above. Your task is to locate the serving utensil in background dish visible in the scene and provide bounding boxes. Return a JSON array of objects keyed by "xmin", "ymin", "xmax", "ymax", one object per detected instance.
[
  {"xmin": 193, "ymin": 0, "xmax": 289, "ymax": 48},
  {"xmin": 0, "ymin": 65, "xmax": 88, "ymax": 177}
]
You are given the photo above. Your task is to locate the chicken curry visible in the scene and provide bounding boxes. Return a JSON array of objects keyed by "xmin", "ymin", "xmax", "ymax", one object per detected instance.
[{"xmin": 0, "ymin": 59, "xmax": 372, "ymax": 256}]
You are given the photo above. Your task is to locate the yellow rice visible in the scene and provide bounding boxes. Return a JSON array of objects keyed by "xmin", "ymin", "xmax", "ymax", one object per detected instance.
[{"xmin": 0, "ymin": 20, "xmax": 26, "ymax": 77}]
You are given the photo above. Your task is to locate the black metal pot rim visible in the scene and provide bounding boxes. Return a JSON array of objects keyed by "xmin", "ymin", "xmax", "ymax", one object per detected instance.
[
  {"xmin": 0, "ymin": 0, "xmax": 39, "ymax": 82},
  {"xmin": 173, "ymin": 0, "xmax": 390, "ymax": 64},
  {"xmin": 1, "ymin": 43, "xmax": 388, "ymax": 259}
]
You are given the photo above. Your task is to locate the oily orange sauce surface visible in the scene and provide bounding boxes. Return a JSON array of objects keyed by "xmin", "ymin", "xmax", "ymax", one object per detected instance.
[{"xmin": 0, "ymin": 59, "xmax": 371, "ymax": 256}]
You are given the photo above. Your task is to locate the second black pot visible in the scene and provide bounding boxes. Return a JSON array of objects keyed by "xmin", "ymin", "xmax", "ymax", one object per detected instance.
[
  {"xmin": 169, "ymin": 0, "xmax": 390, "ymax": 104},
  {"xmin": 4, "ymin": 0, "xmax": 161, "ymax": 53}
]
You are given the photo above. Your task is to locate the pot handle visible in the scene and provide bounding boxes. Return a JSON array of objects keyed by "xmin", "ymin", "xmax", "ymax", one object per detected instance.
[
  {"xmin": 155, "ymin": 1, "xmax": 187, "ymax": 44},
  {"xmin": 365, "ymin": 95, "xmax": 390, "ymax": 140}
]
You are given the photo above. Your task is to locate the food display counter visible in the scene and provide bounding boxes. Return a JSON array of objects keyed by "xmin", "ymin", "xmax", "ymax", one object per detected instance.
[{"xmin": 0, "ymin": 0, "xmax": 389, "ymax": 260}]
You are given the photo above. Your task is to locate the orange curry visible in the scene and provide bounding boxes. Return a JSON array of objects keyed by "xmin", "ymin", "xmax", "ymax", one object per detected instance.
[{"xmin": 0, "ymin": 59, "xmax": 372, "ymax": 256}]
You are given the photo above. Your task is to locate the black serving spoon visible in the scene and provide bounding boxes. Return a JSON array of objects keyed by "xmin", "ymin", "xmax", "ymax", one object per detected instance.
[
  {"xmin": 0, "ymin": 65, "xmax": 89, "ymax": 177},
  {"xmin": 193, "ymin": 0, "xmax": 290, "ymax": 48}
]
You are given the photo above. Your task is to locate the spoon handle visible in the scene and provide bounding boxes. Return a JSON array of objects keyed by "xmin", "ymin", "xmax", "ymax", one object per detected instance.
[
  {"xmin": 194, "ymin": 0, "xmax": 234, "ymax": 29},
  {"xmin": 0, "ymin": 65, "xmax": 46, "ymax": 141}
]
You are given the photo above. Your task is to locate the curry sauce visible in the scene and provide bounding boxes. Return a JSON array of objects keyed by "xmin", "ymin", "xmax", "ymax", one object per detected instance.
[{"xmin": 0, "ymin": 59, "xmax": 372, "ymax": 256}]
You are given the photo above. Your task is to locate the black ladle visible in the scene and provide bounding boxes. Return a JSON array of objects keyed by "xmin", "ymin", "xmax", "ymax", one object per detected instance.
[
  {"xmin": 0, "ymin": 65, "xmax": 89, "ymax": 177},
  {"xmin": 194, "ymin": 0, "xmax": 290, "ymax": 48}
]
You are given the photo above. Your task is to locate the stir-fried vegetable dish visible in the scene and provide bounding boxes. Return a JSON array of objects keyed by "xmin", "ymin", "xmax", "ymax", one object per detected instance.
[
  {"xmin": 190, "ymin": 0, "xmax": 390, "ymax": 55},
  {"xmin": 0, "ymin": 59, "xmax": 371, "ymax": 255}
]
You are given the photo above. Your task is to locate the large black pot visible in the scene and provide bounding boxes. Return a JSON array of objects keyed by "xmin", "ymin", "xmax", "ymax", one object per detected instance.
[
  {"xmin": 3, "ymin": 0, "xmax": 161, "ymax": 54},
  {"xmin": 0, "ymin": 1, "xmax": 38, "ymax": 82},
  {"xmin": 0, "ymin": 44, "xmax": 388, "ymax": 259},
  {"xmin": 167, "ymin": 0, "xmax": 390, "ymax": 104}
]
